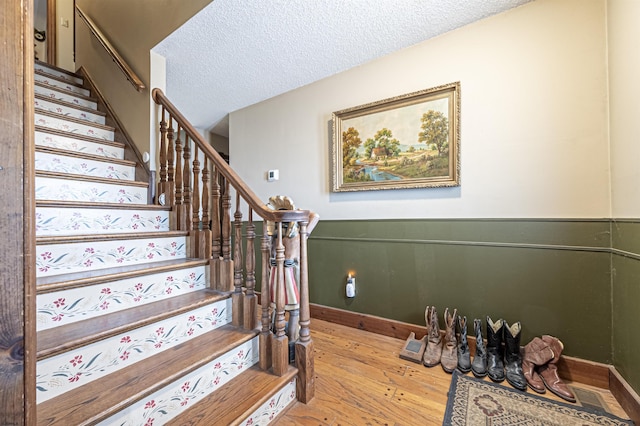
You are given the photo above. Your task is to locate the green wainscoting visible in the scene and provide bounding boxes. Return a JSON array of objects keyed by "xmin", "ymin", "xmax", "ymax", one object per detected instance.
[
  {"xmin": 612, "ymin": 220, "xmax": 640, "ymax": 394},
  {"xmin": 306, "ymin": 219, "xmax": 613, "ymax": 364}
]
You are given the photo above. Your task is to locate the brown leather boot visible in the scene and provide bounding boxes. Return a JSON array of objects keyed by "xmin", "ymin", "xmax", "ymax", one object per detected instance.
[
  {"xmin": 538, "ymin": 335, "xmax": 576, "ymax": 402},
  {"xmin": 522, "ymin": 337, "xmax": 554, "ymax": 393},
  {"xmin": 440, "ymin": 308, "xmax": 458, "ymax": 373},
  {"xmin": 422, "ymin": 306, "xmax": 443, "ymax": 367}
]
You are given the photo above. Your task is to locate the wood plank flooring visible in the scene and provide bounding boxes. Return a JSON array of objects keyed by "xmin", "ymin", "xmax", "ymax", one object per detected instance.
[{"xmin": 276, "ymin": 319, "xmax": 631, "ymax": 425}]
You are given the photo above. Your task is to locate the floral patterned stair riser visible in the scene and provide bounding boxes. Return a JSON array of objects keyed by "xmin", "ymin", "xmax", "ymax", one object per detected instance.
[
  {"xmin": 35, "ymin": 64, "xmax": 84, "ymax": 85},
  {"xmin": 35, "ymin": 112, "xmax": 114, "ymax": 141},
  {"xmin": 34, "ymin": 97, "xmax": 106, "ymax": 125},
  {"xmin": 36, "ymin": 236, "xmax": 187, "ymax": 278},
  {"xmin": 35, "ymin": 131, "xmax": 124, "ymax": 159},
  {"xmin": 37, "ymin": 265, "xmax": 206, "ymax": 330},
  {"xmin": 36, "ymin": 207, "xmax": 169, "ymax": 237},
  {"xmin": 35, "ymin": 84, "xmax": 97, "ymax": 109},
  {"xmin": 36, "ymin": 298, "xmax": 233, "ymax": 404},
  {"xmin": 35, "ymin": 176, "xmax": 147, "ymax": 204},
  {"xmin": 96, "ymin": 337, "xmax": 261, "ymax": 426},
  {"xmin": 35, "ymin": 152, "xmax": 134, "ymax": 181},
  {"xmin": 34, "ymin": 72, "xmax": 91, "ymax": 96},
  {"xmin": 239, "ymin": 379, "xmax": 297, "ymax": 426}
]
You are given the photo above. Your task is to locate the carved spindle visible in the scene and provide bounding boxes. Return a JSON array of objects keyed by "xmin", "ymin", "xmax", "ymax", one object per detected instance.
[
  {"xmin": 218, "ymin": 177, "xmax": 233, "ymax": 291},
  {"xmin": 166, "ymin": 117, "xmax": 176, "ymax": 207},
  {"xmin": 243, "ymin": 208, "xmax": 257, "ymax": 330},
  {"xmin": 200, "ymin": 157, "xmax": 212, "ymax": 258},
  {"xmin": 232, "ymin": 193, "xmax": 244, "ymax": 327},
  {"xmin": 158, "ymin": 107, "xmax": 167, "ymax": 203},
  {"xmin": 211, "ymin": 169, "xmax": 221, "ymax": 259},
  {"xmin": 295, "ymin": 219, "xmax": 314, "ymax": 402},
  {"xmin": 259, "ymin": 223, "xmax": 272, "ymax": 370},
  {"xmin": 182, "ymin": 134, "xmax": 192, "ymax": 231},
  {"xmin": 175, "ymin": 125, "xmax": 184, "ymax": 212},
  {"xmin": 192, "ymin": 145, "xmax": 203, "ymax": 257},
  {"xmin": 202, "ymin": 157, "xmax": 210, "ymax": 231},
  {"xmin": 271, "ymin": 221, "xmax": 289, "ymax": 376}
]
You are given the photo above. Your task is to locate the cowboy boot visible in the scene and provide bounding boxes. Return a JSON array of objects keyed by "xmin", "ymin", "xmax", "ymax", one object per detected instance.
[
  {"xmin": 471, "ymin": 318, "xmax": 488, "ymax": 378},
  {"xmin": 457, "ymin": 316, "xmax": 471, "ymax": 373},
  {"xmin": 486, "ymin": 316, "xmax": 505, "ymax": 382},
  {"xmin": 422, "ymin": 306, "xmax": 443, "ymax": 367},
  {"xmin": 522, "ymin": 337, "xmax": 555, "ymax": 393},
  {"xmin": 440, "ymin": 308, "xmax": 458, "ymax": 373},
  {"xmin": 538, "ymin": 335, "xmax": 576, "ymax": 402},
  {"xmin": 503, "ymin": 321, "xmax": 527, "ymax": 391}
]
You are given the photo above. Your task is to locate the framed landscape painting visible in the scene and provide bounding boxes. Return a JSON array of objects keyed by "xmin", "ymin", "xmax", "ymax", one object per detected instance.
[{"xmin": 331, "ymin": 82, "xmax": 460, "ymax": 192}]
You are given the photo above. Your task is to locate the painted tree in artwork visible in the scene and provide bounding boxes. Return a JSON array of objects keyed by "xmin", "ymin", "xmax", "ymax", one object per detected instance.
[
  {"xmin": 342, "ymin": 127, "xmax": 362, "ymax": 167},
  {"xmin": 372, "ymin": 128, "xmax": 401, "ymax": 158},
  {"xmin": 418, "ymin": 110, "xmax": 449, "ymax": 156}
]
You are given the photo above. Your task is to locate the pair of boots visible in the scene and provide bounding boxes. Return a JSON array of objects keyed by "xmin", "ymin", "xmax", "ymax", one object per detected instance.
[
  {"xmin": 423, "ymin": 306, "xmax": 462, "ymax": 373},
  {"xmin": 471, "ymin": 317, "xmax": 527, "ymax": 391},
  {"xmin": 522, "ymin": 335, "xmax": 576, "ymax": 402}
]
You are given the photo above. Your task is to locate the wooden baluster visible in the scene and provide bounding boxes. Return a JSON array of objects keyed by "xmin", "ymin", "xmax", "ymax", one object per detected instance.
[
  {"xmin": 201, "ymin": 157, "xmax": 212, "ymax": 258},
  {"xmin": 157, "ymin": 107, "xmax": 167, "ymax": 204},
  {"xmin": 259, "ymin": 224, "xmax": 272, "ymax": 370},
  {"xmin": 296, "ymin": 220, "xmax": 314, "ymax": 402},
  {"xmin": 271, "ymin": 222, "xmax": 289, "ymax": 376},
  {"xmin": 166, "ymin": 117, "xmax": 175, "ymax": 207},
  {"xmin": 191, "ymin": 145, "xmax": 202, "ymax": 257},
  {"xmin": 210, "ymin": 169, "xmax": 223, "ymax": 290},
  {"xmin": 174, "ymin": 125, "xmax": 184, "ymax": 230},
  {"xmin": 218, "ymin": 178, "xmax": 233, "ymax": 291},
  {"xmin": 182, "ymin": 133, "xmax": 192, "ymax": 232},
  {"xmin": 243, "ymin": 208, "xmax": 257, "ymax": 330},
  {"xmin": 232, "ymin": 193, "xmax": 244, "ymax": 327}
]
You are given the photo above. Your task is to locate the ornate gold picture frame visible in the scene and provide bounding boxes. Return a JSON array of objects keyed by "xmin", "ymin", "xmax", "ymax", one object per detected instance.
[{"xmin": 332, "ymin": 82, "xmax": 460, "ymax": 192}]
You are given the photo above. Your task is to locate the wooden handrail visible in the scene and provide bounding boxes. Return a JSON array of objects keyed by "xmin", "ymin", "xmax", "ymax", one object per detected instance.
[
  {"xmin": 152, "ymin": 88, "xmax": 310, "ymax": 224},
  {"xmin": 75, "ymin": 5, "xmax": 146, "ymax": 92}
]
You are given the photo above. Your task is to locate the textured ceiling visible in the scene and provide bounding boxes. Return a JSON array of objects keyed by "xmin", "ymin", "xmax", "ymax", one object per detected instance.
[{"xmin": 153, "ymin": 0, "xmax": 532, "ymax": 137}]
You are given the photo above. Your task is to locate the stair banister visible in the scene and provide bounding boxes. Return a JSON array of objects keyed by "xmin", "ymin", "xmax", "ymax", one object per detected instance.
[
  {"xmin": 152, "ymin": 88, "xmax": 315, "ymax": 402},
  {"xmin": 75, "ymin": 5, "xmax": 145, "ymax": 92}
]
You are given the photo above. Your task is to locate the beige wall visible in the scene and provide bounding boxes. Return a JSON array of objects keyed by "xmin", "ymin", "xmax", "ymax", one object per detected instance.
[
  {"xmin": 230, "ymin": 0, "xmax": 610, "ymax": 220},
  {"xmin": 75, "ymin": 0, "xmax": 211, "ymax": 170},
  {"xmin": 608, "ymin": 0, "xmax": 640, "ymax": 218}
]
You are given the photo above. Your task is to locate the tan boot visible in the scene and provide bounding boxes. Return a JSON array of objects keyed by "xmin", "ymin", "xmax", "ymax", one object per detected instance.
[
  {"xmin": 538, "ymin": 335, "xmax": 576, "ymax": 402},
  {"xmin": 422, "ymin": 306, "xmax": 443, "ymax": 367},
  {"xmin": 440, "ymin": 308, "xmax": 458, "ymax": 373},
  {"xmin": 522, "ymin": 336, "xmax": 554, "ymax": 393}
]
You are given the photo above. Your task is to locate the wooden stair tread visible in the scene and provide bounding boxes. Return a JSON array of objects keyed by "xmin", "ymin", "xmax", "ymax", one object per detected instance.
[
  {"xmin": 35, "ymin": 60, "xmax": 83, "ymax": 80},
  {"xmin": 37, "ymin": 289, "xmax": 229, "ymax": 359},
  {"xmin": 168, "ymin": 365, "xmax": 298, "ymax": 426},
  {"xmin": 35, "ymin": 108, "xmax": 115, "ymax": 131},
  {"xmin": 36, "ymin": 200, "xmax": 167, "ymax": 210},
  {"xmin": 36, "ymin": 230, "xmax": 187, "ymax": 245},
  {"xmin": 35, "ymin": 69, "xmax": 87, "ymax": 90},
  {"xmin": 35, "ymin": 81, "xmax": 97, "ymax": 103},
  {"xmin": 36, "ymin": 126, "xmax": 126, "ymax": 148},
  {"xmin": 34, "ymin": 93, "xmax": 105, "ymax": 116},
  {"xmin": 37, "ymin": 258, "xmax": 208, "ymax": 292},
  {"xmin": 35, "ymin": 170, "xmax": 149, "ymax": 187},
  {"xmin": 37, "ymin": 324, "xmax": 259, "ymax": 426},
  {"xmin": 36, "ymin": 145, "xmax": 136, "ymax": 166}
]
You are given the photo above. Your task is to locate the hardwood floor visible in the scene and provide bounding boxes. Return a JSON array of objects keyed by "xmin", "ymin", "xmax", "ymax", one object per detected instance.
[{"xmin": 276, "ymin": 319, "xmax": 630, "ymax": 425}]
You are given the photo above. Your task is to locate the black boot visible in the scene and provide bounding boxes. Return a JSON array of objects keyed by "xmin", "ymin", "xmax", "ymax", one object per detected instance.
[
  {"xmin": 504, "ymin": 321, "xmax": 527, "ymax": 391},
  {"xmin": 486, "ymin": 316, "xmax": 505, "ymax": 382},
  {"xmin": 471, "ymin": 318, "xmax": 487, "ymax": 377},
  {"xmin": 457, "ymin": 316, "xmax": 471, "ymax": 373}
]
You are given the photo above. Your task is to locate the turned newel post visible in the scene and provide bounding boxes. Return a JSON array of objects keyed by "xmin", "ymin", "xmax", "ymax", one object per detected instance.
[
  {"xmin": 271, "ymin": 222, "xmax": 288, "ymax": 376},
  {"xmin": 295, "ymin": 220, "xmax": 314, "ymax": 402},
  {"xmin": 158, "ymin": 107, "xmax": 167, "ymax": 203}
]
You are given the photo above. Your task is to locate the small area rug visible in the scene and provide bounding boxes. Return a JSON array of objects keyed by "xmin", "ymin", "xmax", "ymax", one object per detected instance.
[{"xmin": 443, "ymin": 370, "xmax": 634, "ymax": 425}]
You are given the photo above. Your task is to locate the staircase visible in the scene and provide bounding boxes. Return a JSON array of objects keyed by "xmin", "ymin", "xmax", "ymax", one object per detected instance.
[{"xmin": 33, "ymin": 61, "xmax": 299, "ymax": 425}]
